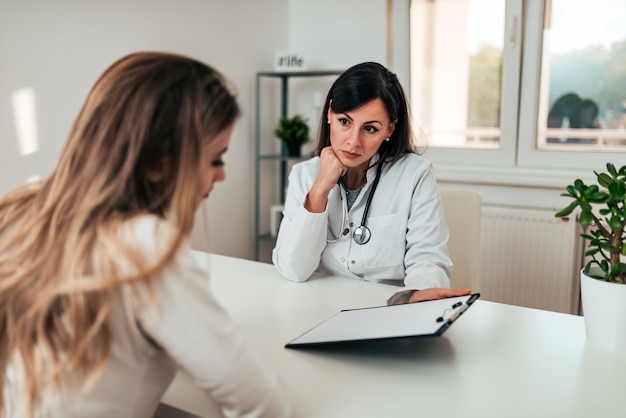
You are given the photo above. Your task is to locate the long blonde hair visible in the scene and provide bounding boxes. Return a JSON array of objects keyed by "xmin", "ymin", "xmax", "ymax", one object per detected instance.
[{"xmin": 0, "ymin": 51, "xmax": 240, "ymax": 416}]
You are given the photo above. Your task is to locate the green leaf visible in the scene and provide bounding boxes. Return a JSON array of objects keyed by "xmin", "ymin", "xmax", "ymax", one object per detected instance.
[
  {"xmin": 607, "ymin": 162, "xmax": 617, "ymax": 176},
  {"xmin": 580, "ymin": 202, "xmax": 592, "ymax": 213},
  {"xmin": 588, "ymin": 191, "xmax": 609, "ymax": 203},
  {"xmin": 566, "ymin": 185, "xmax": 577, "ymax": 196},
  {"xmin": 600, "ymin": 260, "xmax": 609, "ymax": 272},
  {"xmin": 609, "ymin": 180, "xmax": 626, "ymax": 198},
  {"xmin": 598, "ymin": 172, "xmax": 612, "ymax": 188},
  {"xmin": 586, "ymin": 185, "xmax": 599, "ymax": 194},
  {"xmin": 600, "ymin": 242, "xmax": 615, "ymax": 253},
  {"xmin": 609, "ymin": 215, "xmax": 622, "ymax": 232},
  {"xmin": 579, "ymin": 210, "xmax": 593, "ymax": 226},
  {"xmin": 555, "ymin": 201, "xmax": 578, "ymax": 217}
]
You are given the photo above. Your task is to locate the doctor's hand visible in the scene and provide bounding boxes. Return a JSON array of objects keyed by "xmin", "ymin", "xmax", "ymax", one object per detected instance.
[
  {"xmin": 305, "ymin": 147, "xmax": 346, "ymax": 213},
  {"xmin": 316, "ymin": 146, "xmax": 346, "ymax": 191},
  {"xmin": 387, "ymin": 288, "xmax": 472, "ymax": 305},
  {"xmin": 408, "ymin": 288, "xmax": 472, "ymax": 304}
]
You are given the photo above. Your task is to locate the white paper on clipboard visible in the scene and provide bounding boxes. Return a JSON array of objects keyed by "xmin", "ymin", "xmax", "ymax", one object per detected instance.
[{"xmin": 285, "ymin": 293, "xmax": 480, "ymax": 348}]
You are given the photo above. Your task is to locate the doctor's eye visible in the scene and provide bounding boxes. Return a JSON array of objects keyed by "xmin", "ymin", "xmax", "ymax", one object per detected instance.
[
  {"xmin": 338, "ymin": 118, "xmax": 351, "ymax": 126},
  {"xmin": 211, "ymin": 160, "xmax": 225, "ymax": 168},
  {"xmin": 364, "ymin": 125, "xmax": 379, "ymax": 133}
]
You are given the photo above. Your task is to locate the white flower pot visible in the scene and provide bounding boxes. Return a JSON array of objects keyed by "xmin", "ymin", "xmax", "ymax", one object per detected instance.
[{"xmin": 580, "ymin": 269, "xmax": 626, "ymax": 351}]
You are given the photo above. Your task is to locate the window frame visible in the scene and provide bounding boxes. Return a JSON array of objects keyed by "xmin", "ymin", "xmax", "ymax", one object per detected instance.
[{"xmin": 391, "ymin": 0, "xmax": 625, "ymax": 188}]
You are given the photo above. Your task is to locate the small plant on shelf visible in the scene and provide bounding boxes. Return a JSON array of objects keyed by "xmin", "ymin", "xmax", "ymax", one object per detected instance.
[
  {"xmin": 555, "ymin": 162, "xmax": 626, "ymax": 283},
  {"xmin": 274, "ymin": 114, "xmax": 310, "ymax": 157}
]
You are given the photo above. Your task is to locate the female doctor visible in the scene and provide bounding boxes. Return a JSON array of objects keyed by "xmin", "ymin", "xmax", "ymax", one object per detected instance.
[{"xmin": 272, "ymin": 62, "xmax": 471, "ymax": 305}]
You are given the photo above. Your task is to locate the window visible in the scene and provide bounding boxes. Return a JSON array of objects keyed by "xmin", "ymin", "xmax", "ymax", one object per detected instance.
[
  {"xmin": 405, "ymin": 0, "xmax": 626, "ymax": 177},
  {"xmin": 410, "ymin": 0, "xmax": 506, "ymax": 150},
  {"xmin": 539, "ymin": 0, "xmax": 626, "ymax": 149}
]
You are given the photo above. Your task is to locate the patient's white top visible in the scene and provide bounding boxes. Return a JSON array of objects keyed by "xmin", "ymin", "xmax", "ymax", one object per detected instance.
[{"xmin": 6, "ymin": 216, "xmax": 290, "ymax": 418}]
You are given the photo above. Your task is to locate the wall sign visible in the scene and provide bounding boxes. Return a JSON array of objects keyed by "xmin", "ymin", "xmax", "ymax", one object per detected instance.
[{"xmin": 274, "ymin": 51, "xmax": 307, "ymax": 72}]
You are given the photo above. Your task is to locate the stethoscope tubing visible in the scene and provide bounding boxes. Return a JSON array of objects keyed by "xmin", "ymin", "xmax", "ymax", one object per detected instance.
[{"xmin": 328, "ymin": 163, "xmax": 383, "ymax": 245}]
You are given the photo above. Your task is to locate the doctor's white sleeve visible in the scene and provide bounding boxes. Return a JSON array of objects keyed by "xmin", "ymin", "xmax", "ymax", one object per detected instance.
[
  {"xmin": 272, "ymin": 163, "xmax": 329, "ymax": 282},
  {"xmin": 400, "ymin": 163, "xmax": 452, "ymax": 292}
]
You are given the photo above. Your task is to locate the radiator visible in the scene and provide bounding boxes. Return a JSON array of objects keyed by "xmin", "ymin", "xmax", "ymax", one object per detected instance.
[{"xmin": 479, "ymin": 206, "xmax": 583, "ymax": 315}]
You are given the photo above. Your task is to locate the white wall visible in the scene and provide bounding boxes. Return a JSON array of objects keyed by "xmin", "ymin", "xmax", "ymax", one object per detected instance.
[
  {"xmin": 0, "ymin": 0, "xmax": 389, "ymax": 260},
  {"xmin": 286, "ymin": 0, "xmax": 388, "ymax": 124},
  {"xmin": 284, "ymin": 0, "xmax": 388, "ymax": 129},
  {"xmin": 288, "ymin": 0, "xmax": 387, "ymax": 69}
]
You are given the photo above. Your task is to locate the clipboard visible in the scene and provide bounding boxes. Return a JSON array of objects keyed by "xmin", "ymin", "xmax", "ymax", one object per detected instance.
[{"xmin": 285, "ymin": 293, "xmax": 480, "ymax": 348}]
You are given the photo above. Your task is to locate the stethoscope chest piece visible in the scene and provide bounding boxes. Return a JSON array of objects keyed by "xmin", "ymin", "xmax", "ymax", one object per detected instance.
[
  {"xmin": 328, "ymin": 163, "xmax": 383, "ymax": 246},
  {"xmin": 353, "ymin": 225, "xmax": 371, "ymax": 245}
]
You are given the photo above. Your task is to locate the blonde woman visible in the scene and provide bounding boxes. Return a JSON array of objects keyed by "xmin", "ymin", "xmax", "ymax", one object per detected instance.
[{"xmin": 0, "ymin": 52, "xmax": 290, "ymax": 418}]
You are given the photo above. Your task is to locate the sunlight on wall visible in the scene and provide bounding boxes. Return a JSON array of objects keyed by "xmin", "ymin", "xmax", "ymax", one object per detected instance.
[{"xmin": 11, "ymin": 88, "xmax": 39, "ymax": 156}]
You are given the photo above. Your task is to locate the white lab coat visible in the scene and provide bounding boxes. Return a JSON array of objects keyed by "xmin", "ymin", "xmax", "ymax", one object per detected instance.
[{"xmin": 272, "ymin": 153, "xmax": 452, "ymax": 293}]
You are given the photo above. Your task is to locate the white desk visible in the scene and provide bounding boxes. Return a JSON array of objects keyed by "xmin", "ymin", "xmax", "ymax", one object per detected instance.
[{"xmin": 161, "ymin": 253, "xmax": 626, "ymax": 418}]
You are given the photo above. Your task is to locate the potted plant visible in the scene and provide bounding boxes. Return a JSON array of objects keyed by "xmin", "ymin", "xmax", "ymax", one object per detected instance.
[
  {"xmin": 555, "ymin": 162, "xmax": 626, "ymax": 349},
  {"xmin": 274, "ymin": 114, "xmax": 310, "ymax": 157}
]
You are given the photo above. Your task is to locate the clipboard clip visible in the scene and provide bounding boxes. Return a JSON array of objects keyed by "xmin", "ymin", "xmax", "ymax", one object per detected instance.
[{"xmin": 436, "ymin": 301, "xmax": 465, "ymax": 323}]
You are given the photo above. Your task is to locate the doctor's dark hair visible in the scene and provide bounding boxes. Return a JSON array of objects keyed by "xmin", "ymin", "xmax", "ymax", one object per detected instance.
[{"xmin": 315, "ymin": 62, "xmax": 417, "ymax": 166}]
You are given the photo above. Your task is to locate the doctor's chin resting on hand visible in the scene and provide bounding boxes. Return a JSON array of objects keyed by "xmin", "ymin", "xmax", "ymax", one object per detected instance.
[{"xmin": 272, "ymin": 62, "xmax": 471, "ymax": 305}]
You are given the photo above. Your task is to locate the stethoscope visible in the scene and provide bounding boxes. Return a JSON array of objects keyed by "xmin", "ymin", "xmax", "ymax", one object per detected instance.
[{"xmin": 327, "ymin": 163, "xmax": 383, "ymax": 245}]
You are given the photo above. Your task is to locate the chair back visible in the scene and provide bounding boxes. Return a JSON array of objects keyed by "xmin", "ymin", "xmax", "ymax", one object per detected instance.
[{"xmin": 439, "ymin": 188, "xmax": 482, "ymax": 291}]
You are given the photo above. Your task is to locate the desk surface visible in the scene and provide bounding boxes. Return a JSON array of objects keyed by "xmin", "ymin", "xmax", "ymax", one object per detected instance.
[{"xmin": 162, "ymin": 253, "xmax": 626, "ymax": 418}]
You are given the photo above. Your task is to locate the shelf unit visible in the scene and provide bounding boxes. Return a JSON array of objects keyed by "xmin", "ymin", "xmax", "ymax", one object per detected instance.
[{"xmin": 254, "ymin": 70, "xmax": 342, "ymax": 261}]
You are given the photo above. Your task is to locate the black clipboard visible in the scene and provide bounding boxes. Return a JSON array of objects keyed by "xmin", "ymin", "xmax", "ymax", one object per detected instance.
[{"xmin": 285, "ymin": 293, "xmax": 480, "ymax": 348}]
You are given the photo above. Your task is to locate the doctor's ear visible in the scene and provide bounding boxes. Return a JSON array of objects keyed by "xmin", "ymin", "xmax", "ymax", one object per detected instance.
[{"xmin": 387, "ymin": 120, "xmax": 397, "ymax": 137}]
